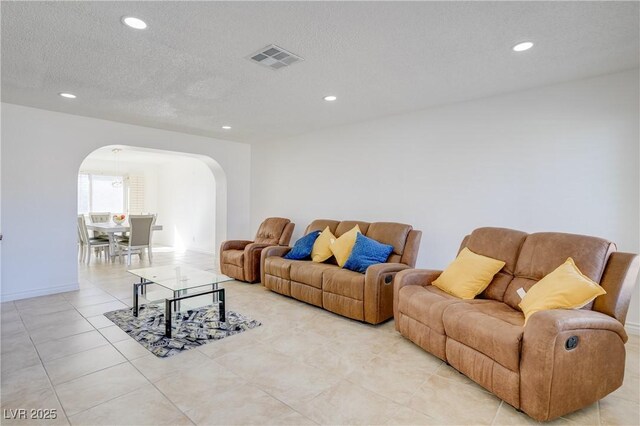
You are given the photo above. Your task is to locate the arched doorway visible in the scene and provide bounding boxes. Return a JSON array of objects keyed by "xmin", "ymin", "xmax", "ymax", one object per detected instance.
[{"xmin": 77, "ymin": 145, "xmax": 227, "ymax": 263}]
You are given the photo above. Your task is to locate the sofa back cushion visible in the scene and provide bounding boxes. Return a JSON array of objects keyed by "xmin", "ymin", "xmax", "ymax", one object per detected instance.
[
  {"xmin": 366, "ymin": 222, "xmax": 413, "ymax": 263},
  {"xmin": 504, "ymin": 232, "xmax": 615, "ymax": 310},
  {"xmin": 255, "ymin": 217, "xmax": 291, "ymax": 244},
  {"xmin": 305, "ymin": 219, "xmax": 340, "ymax": 235},
  {"xmin": 335, "ymin": 221, "xmax": 370, "ymax": 237},
  {"xmin": 459, "ymin": 227, "xmax": 528, "ymax": 302},
  {"xmin": 303, "ymin": 219, "xmax": 415, "ymax": 265}
]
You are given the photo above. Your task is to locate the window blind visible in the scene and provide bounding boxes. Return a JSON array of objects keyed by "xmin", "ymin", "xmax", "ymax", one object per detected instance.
[{"xmin": 127, "ymin": 174, "xmax": 145, "ymax": 214}]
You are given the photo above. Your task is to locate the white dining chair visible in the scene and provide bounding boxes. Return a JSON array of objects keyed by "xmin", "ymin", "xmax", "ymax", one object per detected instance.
[
  {"xmin": 77, "ymin": 224, "xmax": 85, "ymax": 263},
  {"xmin": 117, "ymin": 213, "xmax": 157, "ymax": 257},
  {"xmin": 77, "ymin": 215, "xmax": 110, "ymax": 263},
  {"xmin": 116, "ymin": 215, "xmax": 154, "ymax": 266},
  {"xmin": 88, "ymin": 212, "xmax": 111, "ymax": 240},
  {"xmin": 149, "ymin": 213, "xmax": 157, "ymax": 261}
]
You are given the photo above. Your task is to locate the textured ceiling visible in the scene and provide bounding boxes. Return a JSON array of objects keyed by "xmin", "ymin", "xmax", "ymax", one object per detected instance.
[{"xmin": 2, "ymin": 1, "xmax": 638, "ymax": 144}]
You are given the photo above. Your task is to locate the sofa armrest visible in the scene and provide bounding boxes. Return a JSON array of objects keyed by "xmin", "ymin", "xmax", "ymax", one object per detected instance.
[
  {"xmin": 593, "ymin": 252, "xmax": 640, "ymax": 325},
  {"xmin": 220, "ymin": 240, "xmax": 253, "ymax": 252},
  {"xmin": 393, "ymin": 269, "xmax": 442, "ymax": 321},
  {"xmin": 525, "ymin": 309, "xmax": 627, "ymax": 343},
  {"xmin": 521, "ymin": 309, "xmax": 627, "ymax": 421},
  {"xmin": 260, "ymin": 245, "xmax": 292, "ymax": 284},
  {"xmin": 243, "ymin": 243, "xmax": 272, "ymax": 283},
  {"xmin": 400, "ymin": 230, "xmax": 422, "ymax": 267},
  {"xmin": 219, "ymin": 240, "xmax": 253, "ymax": 274},
  {"xmin": 244, "ymin": 242, "xmax": 271, "ymax": 253},
  {"xmin": 362, "ymin": 263, "xmax": 411, "ymax": 324}
]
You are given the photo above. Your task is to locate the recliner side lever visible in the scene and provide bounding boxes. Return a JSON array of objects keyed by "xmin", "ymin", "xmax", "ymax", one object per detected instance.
[{"xmin": 565, "ymin": 336, "xmax": 579, "ymax": 350}]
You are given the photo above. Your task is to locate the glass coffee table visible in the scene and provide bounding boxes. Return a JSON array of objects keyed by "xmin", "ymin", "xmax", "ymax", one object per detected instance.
[{"xmin": 128, "ymin": 265, "xmax": 233, "ymax": 338}]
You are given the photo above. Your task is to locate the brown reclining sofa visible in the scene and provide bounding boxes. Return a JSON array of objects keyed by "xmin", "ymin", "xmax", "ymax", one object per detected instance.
[
  {"xmin": 394, "ymin": 227, "xmax": 639, "ymax": 421},
  {"xmin": 261, "ymin": 219, "xmax": 421, "ymax": 324}
]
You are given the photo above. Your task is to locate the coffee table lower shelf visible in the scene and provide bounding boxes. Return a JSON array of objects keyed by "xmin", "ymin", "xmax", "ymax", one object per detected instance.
[{"xmin": 132, "ymin": 280, "xmax": 226, "ymax": 338}]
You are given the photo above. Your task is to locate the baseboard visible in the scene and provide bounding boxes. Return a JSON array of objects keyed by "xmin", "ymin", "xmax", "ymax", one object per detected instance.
[
  {"xmin": 1, "ymin": 282, "xmax": 79, "ymax": 302},
  {"xmin": 185, "ymin": 248, "xmax": 216, "ymax": 256},
  {"xmin": 625, "ymin": 322, "xmax": 639, "ymax": 336},
  {"xmin": 149, "ymin": 244, "xmax": 216, "ymax": 256}
]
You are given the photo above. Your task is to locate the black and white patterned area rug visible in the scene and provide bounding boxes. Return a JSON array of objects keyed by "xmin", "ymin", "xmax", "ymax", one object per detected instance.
[{"xmin": 104, "ymin": 304, "xmax": 261, "ymax": 358}]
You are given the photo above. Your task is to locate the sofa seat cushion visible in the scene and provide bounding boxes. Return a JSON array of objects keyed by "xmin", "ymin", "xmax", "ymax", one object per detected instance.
[
  {"xmin": 222, "ymin": 249, "xmax": 244, "ymax": 267},
  {"xmin": 322, "ymin": 268, "xmax": 365, "ymax": 300},
  {"xmin": 443, "ymin": 301, "xmax": 524, "ymax": 372},
  {"xmin": 264, "ymin": 257, "xmax": 298, "ymax": 280},
  {"xmin": 290, "ymin": 262, "xmax": 338, "ymax": 289},
  {"xmin": 397, "ymin": 285, "xmax": 467, "ymax": 334}
]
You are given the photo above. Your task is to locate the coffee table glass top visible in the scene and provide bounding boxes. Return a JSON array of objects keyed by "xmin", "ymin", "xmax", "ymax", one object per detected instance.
[{"xmin": 128, "ymin": 265, "xmax": 232, "ymax": 291}]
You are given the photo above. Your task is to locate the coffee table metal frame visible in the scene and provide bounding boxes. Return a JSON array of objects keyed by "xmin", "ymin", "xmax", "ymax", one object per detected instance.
[{"xmin": 132, "ymin": 278, "xmax": 226, "ymax": 338}]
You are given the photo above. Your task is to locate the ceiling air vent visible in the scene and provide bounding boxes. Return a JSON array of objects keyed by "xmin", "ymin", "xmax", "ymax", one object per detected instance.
[{"xmin": 248, "ymin": 44, "xmax": 303, "ymax": 70}]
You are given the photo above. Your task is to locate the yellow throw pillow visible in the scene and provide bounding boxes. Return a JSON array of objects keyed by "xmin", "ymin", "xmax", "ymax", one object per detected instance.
[
  {"xmin": 311, "ymin": 226, "xmax": 336, "ymax": 263},
  {"xmin": 432, "ymin": 247, "xmax": 506, "ymax": 299},
  {"xmin": 519, "ymin": 258, "xmax": 606, "ymax": 325},
  {"xmin": 330, "ymin": 225, "xmax": 361, "ymax": 267}
]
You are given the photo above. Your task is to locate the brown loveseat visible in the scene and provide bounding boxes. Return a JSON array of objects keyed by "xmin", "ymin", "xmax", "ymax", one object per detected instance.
[
  {"xmin": 394, "ymin": 227, "xmax": 639, "ymax": 421},
  {"xmin": 261, "ymin": 219, "xmax": 421, "ymax": 324},
  {"xmin": 220, "ymin": 217, "xmax": 294, "ymax": 283}
]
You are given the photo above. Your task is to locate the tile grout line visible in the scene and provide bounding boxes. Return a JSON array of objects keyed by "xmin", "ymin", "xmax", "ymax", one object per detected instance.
[
  {"xmin": 64, "ymin": 380, "xmax": 150, "ymax": 421},
  {"xmin": 236, "ymin": 378, "xmax": 322, "ymax": 425},
  {"xmin": 33, "ymin": 329, "xmax": 114, "ymax": 360},
  {"xmin": 396, "ymin": 368, "xmax": 440, "ymax": 421},
  {"xmin": 25, "ymin": 289, "xmax": 136, "ymax": 395},
  {"xmin": 46, "ymin": 275, "xmax": 152, "ymax": 422},
  {"xmin": 490, "ymin": 400, "xmax": 503, "ymax": 425},
  {"xmin": 96, "ymin": 269, "xmax": 198, "ymax": 425},
  {"xmin": 137, "ymin": 378, "xmax": 197, "ymax": 425},
  {"xmin": 197, "ymin": 344, "xmax": 322, "ymax": 425},
  {"xmin": 14, "ymin": 303, "xmax": 73, "ymax": 425},
  {"xmin": 62, "ymin": 364, "xmax": 154, "ymax": 422},
  {"xmin": 233, "ymin": 333, "xmax": 433, "ymax": 424},
  {"xmin": 45, "ymin": 358, "xmax": 130, "ymax": 387}
]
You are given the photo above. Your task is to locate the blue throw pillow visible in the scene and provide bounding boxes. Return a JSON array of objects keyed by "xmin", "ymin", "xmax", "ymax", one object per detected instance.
[
  {"xmin": 284, "ymin": 231, "xmax": 321, "ymax": 260},
  {"xmin": 344, "ymin": 233, "xmax": 394, "ymax": 273}
]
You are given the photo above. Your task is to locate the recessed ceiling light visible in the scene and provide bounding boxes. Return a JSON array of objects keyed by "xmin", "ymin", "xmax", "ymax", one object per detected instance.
[
  {"xmin": 122, "ymin": 16, "xmax": 147, "ymax": 30},
  {"xmin": 323, "ymin": 95, "xmax": 337, "ymax": 102},
  {"xmin": 512, "ymin": 41, "xmax": 534, "ymax": 52},
  {"xmin": 221, "ymin": 126, "xmax": 232, "ymax": 130},
  {"xmin": 59, "ymin": 92, "xmax": 76, "ymax": 99}
]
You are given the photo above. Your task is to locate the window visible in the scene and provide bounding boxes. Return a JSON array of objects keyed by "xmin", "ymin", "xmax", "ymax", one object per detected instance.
[
  {"xmin": 78, "ymin": 172, "xmax": 146, "ymax": 215},
  {"xmin": 77, "ymin": 173, "xmax": 91, "ymax": 213},
  {"xmin": 77, "ymin": 173, "xmax": 125, "ymax": 214}
]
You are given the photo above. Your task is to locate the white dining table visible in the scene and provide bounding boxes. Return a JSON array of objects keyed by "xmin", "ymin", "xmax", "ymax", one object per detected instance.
[{"xmin": 86, "ymin": 222, "xmax": 163, "ymax": 260}]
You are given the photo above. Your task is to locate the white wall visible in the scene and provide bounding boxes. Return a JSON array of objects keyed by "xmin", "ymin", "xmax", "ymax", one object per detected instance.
[
  {"xmin": 1, "ymin": 103, "xmax": 251, "ymax": 301},
  {"xmin": 251, "ymin": 69, "xmax": 640, "ymax": 331},
  {"xmin": 155, "ymin": 157, "xmax": 217, "ymax": 254}
]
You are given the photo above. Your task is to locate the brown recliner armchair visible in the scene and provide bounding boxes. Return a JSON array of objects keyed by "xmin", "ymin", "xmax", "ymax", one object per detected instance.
[
  {"xmin": 394, "ymin": 227, "xmax": 639, "ymax": 421},
  {"xmin": 220, "ymin": 217, "xmax": 294, "ymax": 283}
]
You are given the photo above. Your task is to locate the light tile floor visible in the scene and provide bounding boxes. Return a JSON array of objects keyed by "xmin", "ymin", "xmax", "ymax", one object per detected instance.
[{"xmin": 1, "ymin": 249, "xmax": 639, "ymax": 425}]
